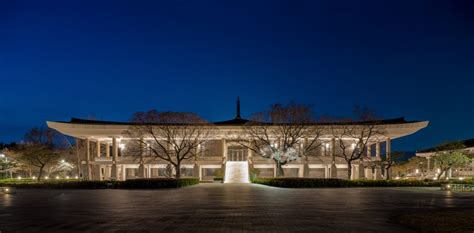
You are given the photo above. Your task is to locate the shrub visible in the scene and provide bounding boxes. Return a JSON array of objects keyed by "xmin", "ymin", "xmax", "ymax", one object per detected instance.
[
  {"xmin": 116, "ymin": 178, "xmax": 199, "ymax": 189},
  {"xmin": 252, "ymin": 178, "xmax": 442, "ymax": 188},
  {"xmin": 0, "ymin": 178, "xmax": 199, "ymax": 189}
]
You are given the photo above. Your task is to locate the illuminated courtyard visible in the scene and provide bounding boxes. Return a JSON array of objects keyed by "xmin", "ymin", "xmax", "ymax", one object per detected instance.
[{"xmin": 0, "ymin": 184, "xmax": 472, "ymax": 232}]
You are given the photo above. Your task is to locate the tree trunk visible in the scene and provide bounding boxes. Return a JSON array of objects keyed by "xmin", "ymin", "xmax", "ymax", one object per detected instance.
[
  {"xmin": 275, "ymin": 160, "xmax": 284, "ymax": 177},
  {"xmin": 347, "ymin": 161, "xmax": 352, "ymax": 180},
  {"xmin": 175, "ymin": 162, "xmax": 181, "ymax": 179},
  {"xmin": 37, "ymin": 165, "xmax": 45, "ymax": 181},
  {"xmin": 385, "ymin": 165, "xmax": 392, "ymax": 180},
  {"xmin": 437, "ymin": 168, "xmax": 448, "ymax": 180}
]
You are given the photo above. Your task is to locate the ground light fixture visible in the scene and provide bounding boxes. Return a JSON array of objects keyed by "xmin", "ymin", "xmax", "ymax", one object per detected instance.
[
  {"xmin": 75, "ymin": 176, "xmax": 79, "ymax": 179},
  {"xmin": 1, "ymin": 187, "xmax": 16, "ymax": 194},
  {"xmin": 45, "ymin": 176, "xmax": 49, "ymax": 179},
  {"xmin": 56, "ymin": 176, "xmax": 60, "ymax": 179}
]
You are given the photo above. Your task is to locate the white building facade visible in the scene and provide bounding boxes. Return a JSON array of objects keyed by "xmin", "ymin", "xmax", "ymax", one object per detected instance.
[{"xmin": 47, "ymin": 108, "xmax": 428, "ymax": 182}]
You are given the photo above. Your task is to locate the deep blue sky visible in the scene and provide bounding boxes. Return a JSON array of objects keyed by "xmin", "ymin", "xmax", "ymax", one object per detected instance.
[{"xmin": 1, "ymin": 0, "xmax": 473, "ymax": 151}]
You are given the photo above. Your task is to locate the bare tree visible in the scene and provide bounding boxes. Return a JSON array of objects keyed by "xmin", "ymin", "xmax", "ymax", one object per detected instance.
[
  {"xmin": 381, "ymin": 151, "xmax": 404, "ymax": 179},
  {"xmin": 329, "ymin": 107, "xmax": 384, "ymax": 179},
  {"xmin": 127, "ymin": 110, "xmax": 214, "ymax": 179},
  {"xmin": 14, "ymin": 127, "xmax": 62, "ymax": 181},
  {"xmin": 236, "ymin": 102, "xmax": 323, "ymax": 177}
]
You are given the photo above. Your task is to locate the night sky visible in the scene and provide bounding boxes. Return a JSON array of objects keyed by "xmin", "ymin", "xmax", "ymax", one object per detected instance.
[{"xmin": 1, "ymin": 0, "xmax": 473, "ymax": 151}]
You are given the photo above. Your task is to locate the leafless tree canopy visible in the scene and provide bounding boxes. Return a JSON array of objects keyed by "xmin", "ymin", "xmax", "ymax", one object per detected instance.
[
  {"xmin": 329, "ymin": 106, "xmax": 385, "ymax": 179},
  {"xmin": 13, "ymin": 127, "xmax": 63, "ymax": 180},
  {"xmin": 128, "ymin": 110, "xmax": 214, "ymax": 179},
  {"xmin": 238, "ymin": 102, "xmax": 323, "ymax": 176}
]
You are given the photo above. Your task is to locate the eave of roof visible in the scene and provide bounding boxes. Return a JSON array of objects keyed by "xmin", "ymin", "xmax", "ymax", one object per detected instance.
[
  {"xmin": 52, "ymin": 116, "xmax": 422, "ymax": 126},
  {"xmin": 418, "ymin": 138, "xmax": 474, "ymax": 153}
]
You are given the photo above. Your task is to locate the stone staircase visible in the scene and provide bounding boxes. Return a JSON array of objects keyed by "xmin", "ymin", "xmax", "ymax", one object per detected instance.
[{"xmin": 224, "ymin": 161, "xmax": 249, "ymax": 183}]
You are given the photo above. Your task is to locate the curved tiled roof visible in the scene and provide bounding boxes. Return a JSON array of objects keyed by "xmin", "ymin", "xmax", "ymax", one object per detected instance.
[
  {"xmin": 58, "ymin": 116, "xmax": 421, "ymax": 126},
  {"xmin": 418, "ymin": 138, "xmax": 474, "ymax": 153}
]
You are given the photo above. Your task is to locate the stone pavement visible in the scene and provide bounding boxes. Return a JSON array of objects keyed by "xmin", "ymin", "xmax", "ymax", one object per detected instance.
[{"xmin": 0, "ymin": 183, "xmax": 472, "ymax": 232}]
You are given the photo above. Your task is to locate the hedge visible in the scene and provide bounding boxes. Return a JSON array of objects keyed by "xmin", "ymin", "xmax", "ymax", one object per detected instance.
[
  {"xmin": 0, "ymin": 178, "xmax": 199, "ymax": 189},
  {"xmin": 252, "ymin": 178, "xmax": 446, "ymax": 188}
]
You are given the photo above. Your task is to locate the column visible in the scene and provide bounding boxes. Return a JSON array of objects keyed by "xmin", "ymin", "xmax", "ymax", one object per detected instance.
[
  {"xmin": 147, "ymin": 165, "xmax": 151, "ymax": 178},
  {"xmin": 86, "ymin": 138, "xmax": 92, "ymax": 180},
  {"xmin": 111, "ymin": 138, "xmax": 118, "ymax": 180},
  {"xmin": 221, "ymin": 139, "xmax": 227, "ymax": 179},
  {"xmin": 386, "ymin": 138, "xmax": 391, "ymax": 179},
  {"xmin": 367, "ymin": 144, "xmax": 372, "ymax": 159},
  {"xmin": 105, "ymin": 143, "xmax": 110, "ymax": 158},
  {"xmin": 386, "ymin": 138, "xmax": 391, "ymax": 160},
  {"xmin": 222, "ymin": 139, "xmax": 227, "ymax": 161},
  {"xmin": 247, "ymin": 140, "xmax": 253, "ymax": 162},
  {"xmin": 375, "ymin": 141, "xmax": 381, "ymax": 161},
  {"xmin": 193, "ymin": 144, "xmax": 199, "ymax": 178},
  {"xmin": 96, "ymin": 140, "xmax": 101, "ymax": 157},
  {"xmin": 303, "ymin": 138, "xmax": 310, "ymax": 177},
  {"xmin": 75, "ymin": 138, "xmax": 81, "ymax": 179},
  {"xmin": 122, "ymin": 165, "xmax": 126, "ymax": 180},
  {"xmin": 92, "ymin": 140, "xmax": 103, "ymax": 180},
  {"xmin": 352, "ymin": 165, "xmax": 359, "ymax": 179},
  {"xmin": 330, "ymin": 138, "xmax": 337, "ymax": 178},
  {"xmin": 138, "ymin": 138, "xmax": 146, "ymax": 178}
]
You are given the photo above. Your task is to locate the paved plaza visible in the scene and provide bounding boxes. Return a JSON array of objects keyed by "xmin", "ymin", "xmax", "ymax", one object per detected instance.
[{"xmin": 0, "ymin": 184, "xmax": 472, "ymax": 232}]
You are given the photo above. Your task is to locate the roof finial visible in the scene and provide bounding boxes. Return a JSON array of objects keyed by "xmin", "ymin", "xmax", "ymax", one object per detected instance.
[{"xmin": 236, "ymin": 96, "xmax": 241, "ymax": 119}]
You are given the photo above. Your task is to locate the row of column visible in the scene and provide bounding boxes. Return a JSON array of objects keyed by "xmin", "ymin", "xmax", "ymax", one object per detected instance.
[
  {"xmin": 82, "ymin": 138, "xmax": 119, "ymax": 180},
  {"xmin": 366, "ymin": 138, "xmax": 391, "ymax": 160}
]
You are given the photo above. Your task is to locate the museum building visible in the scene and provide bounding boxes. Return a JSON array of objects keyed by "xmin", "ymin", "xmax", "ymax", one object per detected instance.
[{"xmin": 47, "ymin": 100, "xmax": 428, "ymax": 182}]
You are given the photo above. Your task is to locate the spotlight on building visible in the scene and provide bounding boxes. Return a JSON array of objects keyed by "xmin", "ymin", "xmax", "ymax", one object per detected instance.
[
  {"xmin": 61, "ymin": 159, "xmax": 65, "ymax": 163},
  {"xmin": 75, "ymin": 176, "xmax": 79, "ymax": 179},
  {"xmin": 458, "ymin": 177, "xmax": 464, "ymax": 181},
  {"xmin": 45, "ymin": 176, "xmax": 49, "ymax": 180},
  {"xmin": 17, "ymin": 176, "xmax": 22, "ymax": 180},
  {"xmin": 395, "ymin": 176, "xmax": 400, "ymax": 180},
  {"xmin": 433, "ymin": 177, "xmax": 438, "ymax": 180},
  {"xmin": 32, "ymin": 176, "xmax": 36, "ymax": 180},
  {"xmin": 55, "ymin": 176, "xmax": 60, "ymax": 179},
  {"xmin": 415, "ymin": 169, "xmax": 419, "ymax": 174},
  {"xmin": 66, "ymin": 176, "xmax": 70, "ymax": 179}
]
